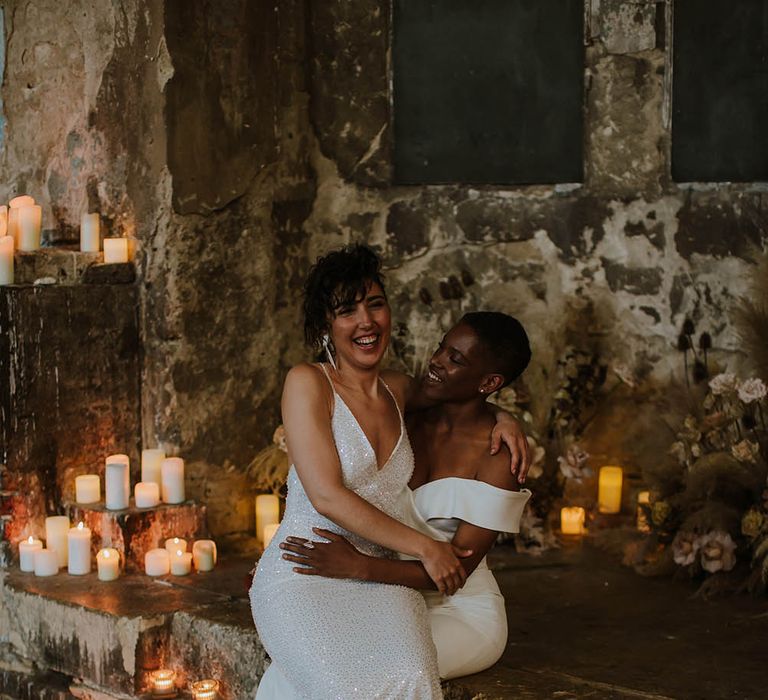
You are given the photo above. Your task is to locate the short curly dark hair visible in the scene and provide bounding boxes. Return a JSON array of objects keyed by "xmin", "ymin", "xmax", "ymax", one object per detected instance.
[
  {"xmin": 461, "ymin": 311, "xmax": 531, "ymax": 388},
  {"xmin": 303, "ymin": 245, "xmax": 386, "ymax": 351}
]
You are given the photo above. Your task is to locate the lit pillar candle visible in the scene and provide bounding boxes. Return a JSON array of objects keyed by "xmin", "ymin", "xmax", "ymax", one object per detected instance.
[
  {"xmin": 17, "ymin": 205, "xmax": 42, "ymax": 251},
  {"xmin": 560, "ymin": 507, "xmax": 585, "ymax": 535},
  {"xmin": 105, "ymin": 454, "xmax": 130, "ymax": 510},
  {"xmin": 637, "ymin": 490, "xmax": 651, "ymax": 533},
  {"xmin": 8, "ymin": 196, "xmax": 34, "ymax": 247},
  {"xmin": 0, "ymin": 205, "xmax": 8, "ymax": 237},
  {"xmin": 263, "ymin": 523, "xmax": 280, "ymax": 548},
  {"xmin": 256, "ymin": 494, "xmax": 280, "ymax": 544},
  {"xmin": 75, "ymin": 474, "xmax": 101, "ymax": 504},
  {"xmin": 149, "ymin": 669, "xmax": 177, "ymax": 697},
  {"xmin": 9, "ymin": 195, "xmax": 35, "ymax": 209},
  {"xmin": 97, "ymin": 548, "xmax": 120, "ymax": 581},
  {"xmin": 141, "ymin": 448, "xmax": 165, "ymax": 486},
  {"xmin": 165, "ymin": 537, "xmax": 187, "ymax": 554},
  {"xmin": 0, "ymin": 236, "xmax": 14, "ymax": 285},
  {"xmin": 34, "ymin": 549, "xmax": 59, "ymax": 577},
  {"xmin": 103, "ymin": 237, "xmax": 129, "ymax": 263},
  {"xmin": 170, "ymin": 549, "xmax": 193, "ymax": 576},
  {"xmin": 135, "ymin": 481, "xmax": 160, "ymax": 508},
  {"xmin": 80, "ymin": 212, "xmax": 100, "ymax": 252},
  {"xmin": 145, "ymin": 548, "xmax": 170, "ymax": 576},
  {"xmin": 192, "ymin": 540, "xmax": 217, "ymax": 572},
  {"xmin": 598, "ymin": 466, "xmax": 623, "ymax": 514},
  {"xmin": 67, "ymin": 522, "xmax": 92, "ymax": 575},
  {"xmin": 19, "ymin": 536, "xmax": 43, "ymax": 572},
  {"xmin": 161, "ymin": 457, "xmax": 185, "ymax": 504},
  {"xmin": 191, "ymin": 679, "xmax": 220, "ymax": 700},
  {"xmin": 45, "ymin": 515, "xmax": 70, "ymax": 567}
]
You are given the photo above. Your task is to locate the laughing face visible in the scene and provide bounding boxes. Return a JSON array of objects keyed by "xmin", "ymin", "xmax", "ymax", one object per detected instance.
[
  {"xmin": 328, "ymin": 281, "xmax": 391, "ymax": 371},
  {"xmin": 422, "ymin": 322, "xmax": 503, "ymax": 401}
]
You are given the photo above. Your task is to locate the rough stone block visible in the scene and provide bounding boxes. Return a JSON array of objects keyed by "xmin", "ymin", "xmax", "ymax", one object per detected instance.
[
  {"xmin": 11, "ymin": 250, "xmax": 100, "ymax": 286},
  {"xmin": 65, "ymin": 502, "xmax": 207, "ymax": 574}
]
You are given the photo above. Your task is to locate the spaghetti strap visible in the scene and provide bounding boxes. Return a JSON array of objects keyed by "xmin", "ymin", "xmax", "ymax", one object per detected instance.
[
  {"xmin": 379, "ymin": 377, "xmax": 404, "ymax": 427},
  {"xmin": 315, "ymin": 362, "xmax": 337, "ymax": 412}
]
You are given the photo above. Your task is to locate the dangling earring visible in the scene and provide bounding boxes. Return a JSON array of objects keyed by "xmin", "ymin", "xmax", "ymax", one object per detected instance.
[{"xmin": 322, "ymin": 334, "xmax": 337, "ymax": 370}]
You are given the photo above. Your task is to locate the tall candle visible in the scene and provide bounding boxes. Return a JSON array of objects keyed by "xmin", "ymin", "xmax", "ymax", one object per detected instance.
[
  {"xmin": 135, "ymin": 481, "xmax": 160, "ymax": 508},
  {"xmin": 103, "ymin": 237, "xmax": 129, "ymax": 263},
  {"xmin": 75, "ymin": 474, "xmax": 101, "ymax": 504},
  {"xmin": 80, "ymin": 212, "xmax": 100, "ymax": 252},
  {"xmin": 45, "ymin": 515, "xmax": 70, "ymax": 567},
  {"xmin": 17, "ymin": 205, "xmax": 42, "ymax": 251},
  {"xmin": 34, "ymin": 549, "xmax": 59, "ymax": 577},
  {"xmin": 145, "ymin": 548, "xmax": 170, "ymax": 576},
  {"xmin": 161, "ymin": 457, "xmax": 185, "ymax": 504},
  {"xmin": 598, "ymin": 466, "xmax": 623, "ymax": 514},
  {"xmin": 560, "ymin": 507, "xmax": 585, "ymax": 535},
  {"xmin": 192, "ymin": 540, "xmax": 217, "ymax": 572},
  {"xmin": 19, "ymin": 536, "xmax": 43, "ymax": 572},
  {"xmin": 165, "ymin": 537, "xmax": 187, "ymax": 554},
  {"xmin": 263, "ymin": 523, "xmax": 280, "ymax": 548},
  {"xmin": 170, "ymin": 549, "xmax": 192, "ymax": 576},
  {"xmin": 256, "ymin": 494, "xmax": 280, "ymax": 543},
  {"xmin": 67, "ymin": 522, "xmax": 92, "ymax": 575},
  {"xmin": 105, "ymin": 454, "xmax": 130, "ymax": 510},
  {"xmin": 0, "ymin": 236, "xmax": 14, "ymax": 285},
  {"xmin": 141, "ymin": 448, "xmax": 165, "ymax": 486},
  {"xmin": 0, "ymin": 205, "xmax": 8, "ymax": 237},
  {"xmin": 97, "ymin": 548, "xmax": 120, "ymax": 581}
]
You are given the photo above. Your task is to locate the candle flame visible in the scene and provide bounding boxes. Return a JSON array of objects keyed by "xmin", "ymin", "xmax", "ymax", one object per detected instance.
[
  {"xmin": 103, "ymin": 549, "xmax": 110, "ymax": 558},
  {"xmin": 176, "ymin": 549, "xmax": 183, "ymax": 557},
  {"xmin": 173, "ymin": 537, "xmax": 180, "ymax": 544},
  {"xmin": 28, "ymin": 536, "xmax": 34, "ymax": 544},
  {"xmin": 77, "ymin": 522, "xmax": 84, "ymax": 530}
]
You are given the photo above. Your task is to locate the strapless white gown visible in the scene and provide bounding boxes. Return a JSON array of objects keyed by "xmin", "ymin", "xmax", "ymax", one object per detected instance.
[
  {"xmin": 249, "ymin": 369, "xmax": 442, "ymax": 700},
  {"xmin": 255, "ymin": 472, "xmax": 530, "ymax": 695}
]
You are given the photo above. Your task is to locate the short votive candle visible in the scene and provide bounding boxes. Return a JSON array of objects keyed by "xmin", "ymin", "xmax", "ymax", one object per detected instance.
[
  {"xmin": 97, "ymin": 548, "xmax": 121, "ymax": 581},
  {"xmin": 170, "ymin": 549, "xmax": 193, "ymax": 576},
  {"xmin": 191, "ymin": 679, "xmax": 220, "ymax": 699},
  {"xmin": 103, "ymin": 237, "xmax": 129, "ymax": 263},
  {"xmin": 560, "ymin": 507, "xmax": 586, "ymax": 535},
  {"xmin": 135, "ymin": 481, "xmax": 160, "ymax": 508},
  {"xmin": 34, "ymin": 549, "xmax": 59, "ymax": 577},
  {"xmin": 165, "ymin": 537, "xmax": 187, "ymax": 554},
  {"xmin": 192, "ymin": 540, "xmax": 217, "ymax": 572},
  {"xmin": 598, "ymin": 466, "xmax": 623, "ymax": 514},
  {"xmin": 149, "ymin": 669, "xmax": 177, "ymax": 697},
  {"xmin": 45, "ymin": 515, "xmax": 70, "ymax": 568},
  {"xmin": 145, "ymin": 548, "xmax": 170, "ymax": 576},
  {"xmin": 75, "ymin": 474, "xmax": 101, "ymax": 504},
  {"xmin": 19, "ymin": 536, "xmax": 43, "ymax": 572},
  {"xmin": 67, "ymin": 522, "xmax": 92, "ymax": 575}
]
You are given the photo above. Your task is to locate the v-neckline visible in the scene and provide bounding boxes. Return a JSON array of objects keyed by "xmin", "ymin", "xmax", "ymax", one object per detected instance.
[{"xmin": 333, "ymin": 386, "xmax": 404, "ymax": 473}]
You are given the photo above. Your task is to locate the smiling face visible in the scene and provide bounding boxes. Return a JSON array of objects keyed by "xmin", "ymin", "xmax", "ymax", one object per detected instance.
[
  {"xmin": 328, "ymin": 280, "xmax": 391, "ymax": 371},
  {"xmin": 421, "ymin": 322, "xmax": 504, "ymax": 402}
]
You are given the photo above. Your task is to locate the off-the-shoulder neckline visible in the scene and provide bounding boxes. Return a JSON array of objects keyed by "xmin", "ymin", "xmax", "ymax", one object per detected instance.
[{"xmin": 413, "ymin": 476, "xmax": 531, "ymax": 497}]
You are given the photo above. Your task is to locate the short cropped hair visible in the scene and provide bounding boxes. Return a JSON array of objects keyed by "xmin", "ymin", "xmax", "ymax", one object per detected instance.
[
  {"xmin": 303, "ymin": 245, "xmax": 386, "ymax": 351},
  {"xmin": 460, "ymin": 312, "xmax": 531, "ymax": 387}
]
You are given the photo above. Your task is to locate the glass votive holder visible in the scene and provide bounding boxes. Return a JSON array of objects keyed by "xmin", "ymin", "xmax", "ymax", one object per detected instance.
[
  {"xmin": 149, "ymin": 668, "xmax": 177, "ymax": 697},
  {"xmin": 191, "ymin": 678, "xmax": 220, "ymax": 699}
]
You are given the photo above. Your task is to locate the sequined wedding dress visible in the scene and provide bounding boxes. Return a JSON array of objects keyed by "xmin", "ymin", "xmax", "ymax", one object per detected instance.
[{"xmin": 249, "ymin": 365, "xmax": 442, "ymax": 700}]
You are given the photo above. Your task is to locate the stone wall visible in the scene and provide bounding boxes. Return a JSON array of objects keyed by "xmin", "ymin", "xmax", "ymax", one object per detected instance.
[{"xmin": 1, "ymin": 0, "xmax": 766, "ymax": 545}]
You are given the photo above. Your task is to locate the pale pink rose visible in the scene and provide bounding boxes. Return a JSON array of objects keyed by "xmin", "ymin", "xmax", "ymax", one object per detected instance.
[
  {"xmin": 708, "ymin": 373, "xmax": 739, "ymax": 396},
  {"xmin": 672, "ymin": 531, "xmax": 700, "ymax": 566},
  {"xmin": 699, "ymin": 531, "xmax": 737, "ymax": 573},
  {"xmin": 731, "ymin": 439, "xmax": 759, "ymax": 464},
  {"xmin": 558, "ymin": 445, "xmax": 591, "ymax": 481},
  {"xmin": 737, "ymin": 378, "xmax": 767, "ymax": 404}
]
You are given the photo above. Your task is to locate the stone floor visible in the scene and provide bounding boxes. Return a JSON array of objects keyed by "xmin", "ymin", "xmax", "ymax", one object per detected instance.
[{"xmin": 1, "ymin": 542, "xmax": 767, "ymax": 699}]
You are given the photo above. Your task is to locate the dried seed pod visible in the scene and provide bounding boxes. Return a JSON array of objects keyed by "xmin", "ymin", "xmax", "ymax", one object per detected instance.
[
  {"xmin": 460, "ymin": 269, "xmax": 475, "ymax": 286},
  {"xmin": 682, "ymin": 318, "xmax": 695, "ymax": 335},
  {"xmin": 438, "ymin": 281, "xmax": 451, "ymax": 300},
  {"xmin": 448, "ymin": 275, "xmax": 464, "ymax": 298},
  {"xmin": 677, "ymin": 333, "xmax": 691, "ymax": 351},
  {"xmin": 418, "ymin": 287, "xmax": 433, "ymax": 306},
  {"xmin": 692, "ymin": 360, "xmax": 708, "ymax": 383},
  {"xmin": 699, "ymin": 332, "xmax": 712, "ymax": 350}
]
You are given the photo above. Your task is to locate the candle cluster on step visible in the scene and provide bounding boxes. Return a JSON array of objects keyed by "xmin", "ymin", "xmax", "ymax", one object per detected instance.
[{"xmin": 559, "ymin": 465, "xmax": 627, "ymax": 537}]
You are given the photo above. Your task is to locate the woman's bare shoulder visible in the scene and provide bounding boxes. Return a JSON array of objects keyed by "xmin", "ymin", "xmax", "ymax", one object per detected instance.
[
  {"xmin": 475, "ymin": 444, "xmax": 519, "ymax": 492},
  {"xmin": 283, "ymin": 363, "xmax": 331, "ymax": 403}
]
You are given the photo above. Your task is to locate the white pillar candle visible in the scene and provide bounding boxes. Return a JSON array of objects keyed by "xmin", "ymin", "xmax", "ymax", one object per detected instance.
[
  {"xmin": 7, "ymin": 208, "xmax": 20, "ymax": 246},
  {"xmin": 170, "ymin": 549, "xmax": 193, "ymax": 576},
  {"xmin": 17, "ymin": 205, "xmax": 42, "ymax": 251},
  {"xmin": 45, "ymin": 515, "xmax": 70, "ymax": 567},
  {"xmin": 141, "ymin": 448, "xmax": 165, "ymax": 486},
  {"xmin": 80, "ymin": 212, "xmax": 100, "ymax": 252},
  {"xmin": 165, "ymin": 537, "xmax": 187, "ymax": 554},
  {"xmin": 9, "ymin": 195, "xmax": 35, "ymax": 209},
  {"xmin": 0, "ymin": 205, "xmax": 8, "ymax": 237},
  {"xmin": 105, "ymin": 454, "xmax": 130, "ymax": 510},
  {"xmin": 255, "ymin": 494, "xmax": 280, "ymax": 543},
  {"xmin": 598, "ymin": 466, "xmax": 623, "ymax": 514},
  {"xmin": 97, "ymin": 548, "xmax": 120, "ymax": 581},
  {"xmin": 75, "ymin": 474, "xmax": 101, "ymax": 504},
  {"xmin": 67, "ymin": 521, "xmax": 92, "ymax": 575},
  {"xmin": 263, "ymin": 522, "xmax": 280, "ymax": 548},
  {"xmin": 135, "ymin": 481, "xmax": 160, "ymax": 508},
  {"xmin": 19, "ymin": 536, "xmax": 43, "ymax": 572},
  {"xmin": 0, "ymin": 236, "xmax": 14, "ymax": 285},
  {"xmin": 560, "ymin": 507, "xmax": 586, "ymax": 535},
  {"xmin": 192, "ymin": 540, "xmax": 217, "ymax": 572},
  {"xmin": 34, "ymin": 549, "xmax": 59, "ymax": 577},
  {"xmin": 145, "ymin": 548, "xmax": 170, "ymax": 576},
  {"xmin": 103, "ymin": 237, "xmax": 129, "ymax": 263},
  {"xmin": 161, "ymin": 457, "xmax": 185, "ymax": 504}
]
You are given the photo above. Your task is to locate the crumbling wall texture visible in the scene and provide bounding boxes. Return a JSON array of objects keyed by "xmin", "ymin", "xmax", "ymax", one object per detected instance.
[{"xmin": 1, "ymin": 0, "xmax": 766, "ymax": 542}]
